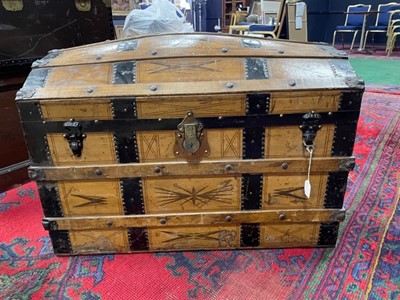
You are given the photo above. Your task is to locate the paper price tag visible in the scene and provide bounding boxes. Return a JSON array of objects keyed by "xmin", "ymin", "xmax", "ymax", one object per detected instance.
[{"xmin": 304, "ymin": 179, "xmax": 311, "ymax": 199}]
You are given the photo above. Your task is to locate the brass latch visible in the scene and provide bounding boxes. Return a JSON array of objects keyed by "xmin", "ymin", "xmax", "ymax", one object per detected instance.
[
  {"xmin": 2, "ymin": 0, "xmax": 23, "ymax": 11},
  {"xmin": 174, "ymin": 111, "xmax": 210, "ymax": 159}
]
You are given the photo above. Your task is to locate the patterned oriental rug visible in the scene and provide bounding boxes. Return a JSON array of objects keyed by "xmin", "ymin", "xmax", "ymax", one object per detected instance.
[{"xmin": 1, "ymin": 86, "xmax": 399, "ymax": 300}]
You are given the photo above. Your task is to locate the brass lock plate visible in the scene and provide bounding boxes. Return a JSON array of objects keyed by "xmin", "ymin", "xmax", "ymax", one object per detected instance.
[{"xmin": 174, "ymin": 111, "xmax": 210, "ymax": 159}]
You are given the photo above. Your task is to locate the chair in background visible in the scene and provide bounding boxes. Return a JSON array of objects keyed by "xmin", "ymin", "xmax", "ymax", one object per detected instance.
[
  {"xmin": 332, "ymin": 4, "xmax": 371, "ymax": 50},
  {"xmin": 228, "ymin": 11, "xmax": 252, "ymax": 34},
  {"xmin": 234, "ymin": 11, "xmax": 249, "ymax": 25},
  {"xmin": 386, "ymin": 11, "xmax": 400, "ymax": 55},
  {"xmin": 139, "ymin": 3, "xmax": 151, "ymax": 9},
  {"xmin": 363, "ymin": 2, "xmax": 400, "ymax": 49},
  {"xmin": 247, "ymin": 0, "xmax": 286, "ymax": 38}
]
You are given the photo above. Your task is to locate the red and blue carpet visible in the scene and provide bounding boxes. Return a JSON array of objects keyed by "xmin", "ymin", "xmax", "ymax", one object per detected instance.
[{"xmin": 1, "ymin": 86, "xmax": 399, "ymax": 299}]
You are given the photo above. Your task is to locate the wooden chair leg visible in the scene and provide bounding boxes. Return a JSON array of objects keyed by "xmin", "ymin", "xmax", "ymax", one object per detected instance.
[
  {"xmin": 387, "ymin": 34, "xmax": 394, "ymax": 55},
  {"xmin": 389, "ymin": 34, "xmax": 399, "ymax": 56},
  {"xmin": 386, "ymin": 34, "xmax": 391, "ymax": 52}
]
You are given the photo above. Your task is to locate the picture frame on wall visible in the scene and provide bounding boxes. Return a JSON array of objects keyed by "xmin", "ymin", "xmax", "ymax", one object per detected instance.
[{"xmin": 111, "ymin": 0, "xmax": 136, "ymax": 16}]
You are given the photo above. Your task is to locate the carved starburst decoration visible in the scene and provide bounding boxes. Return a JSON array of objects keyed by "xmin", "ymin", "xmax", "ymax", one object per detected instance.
[{"xmin": 155, "ymin": 180, "xmax": 234, "ymax": 209}]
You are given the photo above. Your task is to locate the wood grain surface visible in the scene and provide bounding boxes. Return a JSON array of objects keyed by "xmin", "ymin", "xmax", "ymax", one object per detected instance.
[{"xmin": 17, "ymin": 33, "xmax": 362, "ymax": 253}]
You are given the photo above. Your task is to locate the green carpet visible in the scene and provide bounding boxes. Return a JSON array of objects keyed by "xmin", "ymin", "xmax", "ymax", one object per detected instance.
[{"xmin": 349, "ymin": 58, "xmax": 400, "ymax": 85}]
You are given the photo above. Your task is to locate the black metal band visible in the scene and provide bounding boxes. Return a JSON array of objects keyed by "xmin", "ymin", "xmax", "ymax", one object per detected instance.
[
  {"xmin": 111, "ymin": 98, "xmax": 137, "ymax": 119},
  {"xmin": 240, "ymin": 223, "xmax": 260, "ymax": 247},
  {"xmin": 49, "ymin": 230, "xmax": 72, "ymax": 255},
  {"xmin": 241, "ymin": 100, "xmax": 265, "ymax": 210},
  {"xmin": 329, "ymin": 91, "xmax": 362, "ymax": 157},
  {"xmin": 317, "ymin": 222, "xmax": 340, "ymax": 246},
  {"xmin": 17, "ymin": 101, "xmax": 43, "ymax": 121},
  {"xmin": 245, "ymin": 58, "xmax": 269, "ymax": 80},
  {"xmin": 37, "ymin": 181, "xmax": 63, "ymax": 217},
  {"xmin": 246, "ymin": 94, "xmax": 270, "ymax": 115},
  {"xmin": 241, "ymin": 175, "xmax": 263, "ymax": 210},
  {"xmin": 20, "ymin": 111, "xmax": 359, "ymax": 136},
  {"xmin": 112, "ymin": 61, "xmax": 136, "ymax": 84},
  {"xmin": 324, "ymin": 172, "xmax": 349, "ymax": 208},
  {"xmin": 339, "ymin": 91, "xmax": 363, "ymax": 111},
  {"xmin": 331, "ymin": 122, "xmax": 358, "ymax": 156},
  {"xmin": 121, "ymin": 178, "xmax": 144, "ymax": 215},
  {"xmin": 128, "ymin": 227, "xmax": 149, "ymax": 251},
  {"xmin": 112, "ymin": 98, "xmax": 139, "ymax": 163}
]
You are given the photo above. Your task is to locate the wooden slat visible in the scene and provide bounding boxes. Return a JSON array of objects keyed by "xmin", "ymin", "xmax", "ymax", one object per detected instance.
[
  {"xmin": 137, "ymin": 129, "xmax": 242, "ymax": 162},
  {"xmin": 44, "ymin": 208, "xmax": 344, "ymax": 230},
  {"xmin": 30, "ymin": 157, "xmax": 354, "ymax": 181},
  {"xmin": 41, "ymin": 99, "xmax": 112, "ymax": 121},
  {"xmin": 265, "ymin": 125, "xmax": 335, "ymax": 158},
  {"xmin": 42, "ymin": 33, "xmax": 346, "ymax": 67},
  {"xmin": 260, "ymin": 223, "xmax": 320, "ymax": 247},
  {"xmin": 269, "ymin": 91, "xmax": 341, "ymax": 114},
  {"xmin": 142, "ymin": 176, "xmax": 242, "ymax": 213},
  {"xmin": 46, "ymin": 132, "xmax": 117, "ymax": 166},
  {"xmin": 136, "ymin": 94, "xmax": 246, "ymax": 119},
  {"xmin": 70, "ymin": 229, "xmax": 130, "ymax": 253},
  {"xmin": 25, "ymin": 78, "xmax": 351, "ymax": 100}
]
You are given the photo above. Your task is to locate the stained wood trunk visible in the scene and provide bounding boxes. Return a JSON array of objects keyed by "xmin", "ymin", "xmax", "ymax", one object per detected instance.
[{"xmin": 17, "ymin": 33, "xmax": 363, "ymax": 255}]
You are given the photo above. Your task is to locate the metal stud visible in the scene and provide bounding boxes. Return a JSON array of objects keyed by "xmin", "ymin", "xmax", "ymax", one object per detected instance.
[
  {"xmin": 160, "ymin": 218, "xmax": 167, "ymax": 225},
  {"xmin": 150, "ymin": 85, "xmax": 158, "ymax": 91},
  {"xmin": 226, "ymin": 82, "xmax": 234, "ymax": 88},
  {"xmin": 221, "ymin": 48, "xmax": 229, "ymax": 53},
  {"xmin": 87, "ymin": 87, "xmax": 94, "ymax": 93},
  {"xmin": 288, "ymin": 81, "xmax": 296, "ymax": 87},
  {"xmin": 225, "ymin": 215, "xmax": 232, "ymax": 222},
  {"xmin": 151, "ymin": 49, "xmax": 158, "ymax": 55},
  {"xmin": 225, "ymin": 164, "xmax": 233, "ymax": 172}
]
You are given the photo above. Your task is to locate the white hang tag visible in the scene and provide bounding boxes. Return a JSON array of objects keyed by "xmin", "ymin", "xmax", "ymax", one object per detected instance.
[
  {"xmin": 304, "ymin": 146, "xmax": 313, "ymax": 199},
  {"xmin": 304, "ymin": 179, "xmax": 311, "ymax": 199}
]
